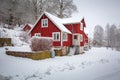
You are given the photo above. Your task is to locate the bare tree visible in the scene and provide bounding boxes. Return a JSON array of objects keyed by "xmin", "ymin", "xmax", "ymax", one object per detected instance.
[
  {"xmin": 116, "ymin": 28, "xmax": 120, "ymax": 51},
  {"xmin": 109, "ymin": 24, "xmax": 117, "ymax": 50},
  {"xmin": 0, "ymin": 0, "xmax": 77, "ymax": 26},
  {"xmin": 105, "ymin": 23, "xmax": 111, "ymax": 48},
  {"xmin": 0, "ymin": 0, "xmax": 28, "ymax": 27},
  {"xmin": 45, "ymin": 0, "xmax": 77, "ymax": 18},
  {"xmin": 93, "ymin": 25, "xmax": 104, "ymax": 47}
]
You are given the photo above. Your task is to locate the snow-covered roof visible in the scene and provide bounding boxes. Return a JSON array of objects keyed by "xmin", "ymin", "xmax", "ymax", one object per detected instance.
[
  {"xmin": 23, "ymin": 23, "xmax": 33, "ymax": 30},
  {"xmin": 44, "ymin": 12, "xmax": 71, "ymax": 34},
  {"xmin": 27, "ymin": 24, "xmax": 33, "ymax": 28},
  {"xmin": 61, "ymin": 17, "xmax": 81, "ymax": 24}
]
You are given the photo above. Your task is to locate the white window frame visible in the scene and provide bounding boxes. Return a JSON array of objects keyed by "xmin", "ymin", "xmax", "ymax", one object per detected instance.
[
  {"xmin": 41, "ymin": 19, "xmax": 48, "ymax": 28},
  {"xmin": 34, "ymin": 33, "xmax": 41, "ymax": 37},
  {"xmin": 80, "ymin": 23, "xmax": 83, "ymax": 30},
  {"xmin": 63, "ymin": 33, "xmax": 68, "ymax": 41},
  {"xmin": 52, "ymin": 32, "xmax": 60, "ymax": 41},
  {"xmin": 80, "ymin": 34, "xmax": 83, "ymax": 42}
]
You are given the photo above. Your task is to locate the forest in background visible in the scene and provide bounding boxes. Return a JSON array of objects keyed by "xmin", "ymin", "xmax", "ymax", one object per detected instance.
[
  {"xmin": 0, "ymin": 0, "xmax": 77, "ymax": 29},
  {"xmin": 93, "ymin": 24, "xmax": 120, "ymax": 51}
]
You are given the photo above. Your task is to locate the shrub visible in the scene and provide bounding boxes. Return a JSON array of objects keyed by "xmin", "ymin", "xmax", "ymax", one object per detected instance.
[
  {"xmin": 30, "ymin": 36, "xmax": 53, "ymax": 51},
  {"xmin": 19, "ymin": 31, "xmax": 30, "ymax": 43}
]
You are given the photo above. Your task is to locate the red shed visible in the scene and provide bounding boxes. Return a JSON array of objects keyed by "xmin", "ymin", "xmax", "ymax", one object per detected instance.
[
  {"xmin": 23, "ymin": 24, "xmax": 33, "ymax": 31},
  {"xmin": 29, "ymin": 12, "xmax": 87, "ymax": 53}
]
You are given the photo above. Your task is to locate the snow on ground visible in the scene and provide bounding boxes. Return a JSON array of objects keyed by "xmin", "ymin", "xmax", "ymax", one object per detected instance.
[
  {"xmin": 5, "ymin": 46, "xmax": 32, "ymax": 52},
  {"xmin": 0, "ymin": 47, "xmax": 120, "ymax": 80},
  {"xmin": 0, "ymin": 25, "xmax": 28, "ymax": 46}
]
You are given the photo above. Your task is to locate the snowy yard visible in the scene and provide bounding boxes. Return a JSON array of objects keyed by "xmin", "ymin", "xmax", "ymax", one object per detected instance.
[{"xmin": 0, "ymin": 47, "xmax": 120, "ymax": 80}]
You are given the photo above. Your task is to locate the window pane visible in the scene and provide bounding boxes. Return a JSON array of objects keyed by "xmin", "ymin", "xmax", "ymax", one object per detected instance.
[
  {"xmin": 63, "ymin": 33, "xmax": 67, "ymax": 41},
  {"xmin": 53, "ymin": 32, "xmax": 60, "ymax": 41},
  {"xmin": 42, "ymin": 19, "xmax": 48, "ymax": 27},
  {"xmin": 54, "ymin": 34, "xmax": 56, "ymax": 40},
  {"xmin": 74, "ymin": 35, "xmax": 77, "ymax": 39},
  {"xmin": 57, "ymin": 34, "xmax": 59, "ymax": 40}
]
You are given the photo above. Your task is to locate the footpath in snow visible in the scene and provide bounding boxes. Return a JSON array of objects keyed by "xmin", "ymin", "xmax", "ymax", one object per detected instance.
[{"xmin": 0, "ymin": 47, "xmax": 120, "ymax": 80}]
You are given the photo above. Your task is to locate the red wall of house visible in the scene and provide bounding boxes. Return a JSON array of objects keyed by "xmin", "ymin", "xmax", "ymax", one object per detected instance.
[
  {"xmin": 84, "ymin": 33, "xmax": 88, "ymax": 43},
  {"xmin": 64, "ymin": 23, "xmax": 81, "ymax": 33},
  {"xmin": 63, "ymin": 34, "xmax": 72, "ymax": 46},
  {"xmin": 64, "ymin": 23, "xmax": 85, "ymax": 46}
]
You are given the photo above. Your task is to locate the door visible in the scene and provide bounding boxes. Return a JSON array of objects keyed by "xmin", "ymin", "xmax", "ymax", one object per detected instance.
[{"xmin": 73, "ymin": 34, "xmax": 80, "ymax": 46}]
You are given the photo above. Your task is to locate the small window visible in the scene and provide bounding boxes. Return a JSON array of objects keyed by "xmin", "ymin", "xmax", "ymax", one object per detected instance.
[
  {"xmin": 63, "ymin": 33, "xmax": 67, "ymax": 41},
  {"xmin": 52, "ymin": 32, "xmax": 60, "ymax": 41},
  {"xmin": 80, "ymin": 34, "xmax": 83, "ymax": 42},
  {"xmin": 80, "ymin": 23, "xmax": 83, "ymax": 30},
  {"xmin": 74, "ymin": 35, "xmax": 78, "ymax": 39},
  {"xmin": 34, "ymin": 33, "xmax": 41, "ymax": 37},
  {"xmin": 42, "ymin": 19, "xmax": 48, "ymax": 27}
]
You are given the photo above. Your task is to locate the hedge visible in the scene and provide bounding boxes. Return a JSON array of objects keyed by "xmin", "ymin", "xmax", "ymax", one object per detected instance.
[
  {"xmin": 0, "ymin": 38, "xmax": 11, "ymax": 47},
  {"xmin": 30, "ymin": 36, "xmax": 53, "ymax": 51}
]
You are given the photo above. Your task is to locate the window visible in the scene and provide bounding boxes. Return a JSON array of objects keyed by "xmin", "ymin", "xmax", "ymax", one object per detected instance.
[
  {"xmin": 80, "ymin": 34, "xmax": 83, "ymax": 42},
  {"xmin": 34, "ymin": 33, "xmax": 41, "ymax": 37},
  {"xmin": 52, "ymin": 32, "xmax": 60, "ymax": 41},
  {"xmin": 41, "ymin": 19, "xmax": 48, "ymax": 27},
  {"xmin": 74, "ymin": 35, "xmax": 78, "ymax": 39},
  {"xmin": 63, "ymin": 33, "xmax": 67, "ymax": 41},
  {"xmin": 80, "ymin": 23, "xmax": 83, "ymax": 30}
]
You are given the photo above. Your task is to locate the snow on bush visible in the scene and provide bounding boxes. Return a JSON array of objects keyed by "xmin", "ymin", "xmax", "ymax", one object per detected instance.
[
  {"xmin": 19, "ymin": 31, "xmax": 30, "ymax": 43},
  {"xmin": 0, "ymin": 27, "xmax": 28, "ymax": 46},
  {"xmin": 30, "ymin": 36, "xmax": 53, "ymax": 51}
]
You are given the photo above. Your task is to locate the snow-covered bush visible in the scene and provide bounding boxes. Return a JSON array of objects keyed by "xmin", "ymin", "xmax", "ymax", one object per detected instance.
[
  {"xmin": 19, "ymin": 31, "xmax": 30, "ymax": 43},
  {"xmin": 30, "ymin": 36, "xmax": 53, "ymax": 51}
]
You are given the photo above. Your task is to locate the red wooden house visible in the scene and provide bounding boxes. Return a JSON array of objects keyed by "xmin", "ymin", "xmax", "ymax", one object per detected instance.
[
  {"xmin": 23, "ymin": 24, "xmax": 33, "ymax": 31},
  {"xmin": 29, "ymin": 12, "xmax": 88, "ymax": 53}
]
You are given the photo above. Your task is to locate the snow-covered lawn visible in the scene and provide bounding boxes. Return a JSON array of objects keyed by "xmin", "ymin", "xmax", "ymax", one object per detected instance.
[{"xmin": 0, "ymin": 47, "xmax": 120, "ymax": 80}]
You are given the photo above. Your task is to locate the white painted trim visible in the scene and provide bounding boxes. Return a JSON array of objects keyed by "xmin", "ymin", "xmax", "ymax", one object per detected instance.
[
  {"xmin": 80, "ymin": 23, "xmax": 83, "ymax": 31},
  {"xmin": 41, "ymin": 19, "xmax": 48, "ymax": 28}
]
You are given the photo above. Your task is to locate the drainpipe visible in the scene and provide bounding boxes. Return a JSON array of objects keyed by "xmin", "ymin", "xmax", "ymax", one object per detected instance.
[{"xmin": 61, "ymin": 31, "xmax": 63, "ymax": 48}]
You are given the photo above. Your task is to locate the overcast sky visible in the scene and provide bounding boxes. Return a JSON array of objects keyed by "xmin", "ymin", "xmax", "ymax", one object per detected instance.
[{"xmin": 73, "ymin": 0, "xmax": 120, "ymax": 38}]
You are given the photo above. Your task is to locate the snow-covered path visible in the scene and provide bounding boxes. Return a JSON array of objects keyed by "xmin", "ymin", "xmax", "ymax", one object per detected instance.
[{"xmin": 0, "ymin": 47, "xmax": 120, "ymax": 80}]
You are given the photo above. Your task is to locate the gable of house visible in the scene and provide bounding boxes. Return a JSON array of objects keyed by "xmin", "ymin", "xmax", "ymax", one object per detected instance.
[{"xmin": 29, "ymin": 12, "xmax": 71, "ymax": 35}]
